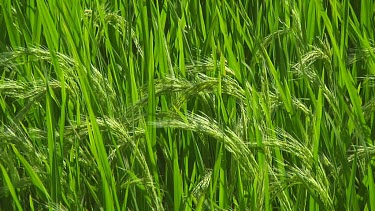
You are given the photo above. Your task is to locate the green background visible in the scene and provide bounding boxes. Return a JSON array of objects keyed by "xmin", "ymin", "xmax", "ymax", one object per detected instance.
[{"xmin": 1, "ymin": 0, "xmax": 375, "ymax": 210}]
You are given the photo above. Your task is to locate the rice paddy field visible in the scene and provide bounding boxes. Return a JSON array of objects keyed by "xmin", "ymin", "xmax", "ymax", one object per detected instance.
[{"xmin": 1, "ymin": 0, "xmax": 375, "ymax": 210}]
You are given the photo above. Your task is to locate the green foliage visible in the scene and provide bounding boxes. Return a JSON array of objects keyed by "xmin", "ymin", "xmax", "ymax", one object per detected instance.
[{"xmin": 1, "ymin": 0, "xmax": 375, "ymax": 210}]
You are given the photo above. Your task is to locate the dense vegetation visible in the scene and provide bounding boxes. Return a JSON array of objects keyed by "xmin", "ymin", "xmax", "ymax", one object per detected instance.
[{"xmin": 1, "ymin": 0, "xmax": 375, "ymax": 210}]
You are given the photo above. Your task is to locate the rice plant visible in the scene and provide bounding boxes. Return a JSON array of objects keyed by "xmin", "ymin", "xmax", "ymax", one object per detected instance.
[{"xmin": 1, "ymin": 0, "xmax": 375, "ymax": 210}]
